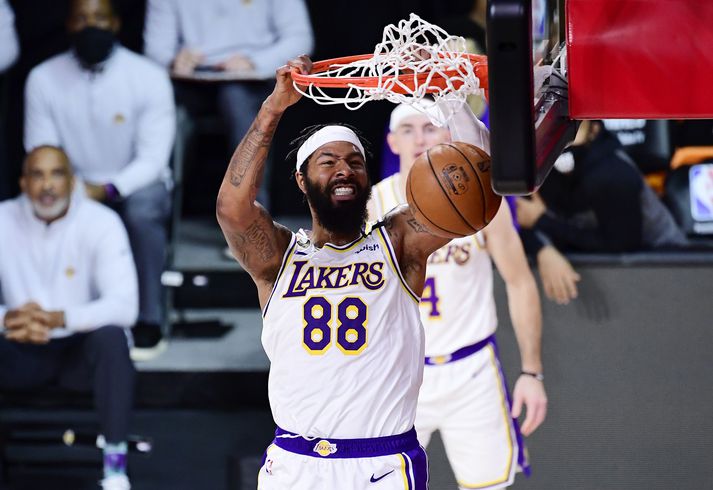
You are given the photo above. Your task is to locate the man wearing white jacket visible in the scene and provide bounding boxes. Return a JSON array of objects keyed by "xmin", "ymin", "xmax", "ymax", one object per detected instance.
[
  {"xmin": 25, "ymin": 0, "xmax": 175, "ymax": 352},
  {"xmin": 0, "ymin": 146, "xmax": 137, "ymax": 490}
]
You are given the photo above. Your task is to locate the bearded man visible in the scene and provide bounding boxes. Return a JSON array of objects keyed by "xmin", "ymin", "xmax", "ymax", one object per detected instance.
[
  {"xmin": 0, "ymin": 146, "xmax": 138, "ymax": 490},
  {"xmin": 216, "ymin": 54, "xmax": 491, "ymax": 490}
]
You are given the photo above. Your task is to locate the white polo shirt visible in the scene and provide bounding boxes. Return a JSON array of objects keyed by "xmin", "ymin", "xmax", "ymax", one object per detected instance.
[
  {"xmin": 24, "ymin": 47, "xmax": 176, "ymax": 197},
  {"xmin": 143, "ymin": 0, "xmax": 314, "ymax": 78},
  {"xmin": 0, "ymin": 0, "xmax": 19, "ymax": 72},
  {"xmin": 0, "ymin": 190, "xmax": 139, "ymax": 338}
]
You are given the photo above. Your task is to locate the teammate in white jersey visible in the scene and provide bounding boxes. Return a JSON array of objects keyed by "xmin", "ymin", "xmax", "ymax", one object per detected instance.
[
  {"xmin": 216, "ymin": 56, "xmax": 483, "ymax": 489},
  {"xmin": 368, "ymin": 103, "xmax": 548, "ymax": 489}
]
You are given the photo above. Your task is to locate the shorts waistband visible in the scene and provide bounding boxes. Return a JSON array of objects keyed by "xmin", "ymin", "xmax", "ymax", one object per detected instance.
[
  {"xmin": 272, "ymin": 427, "xmax": 419, "ymax": 458},
  {"xmin": 424, "ymin": 334, "xmax": 495, "ymax": 366}
]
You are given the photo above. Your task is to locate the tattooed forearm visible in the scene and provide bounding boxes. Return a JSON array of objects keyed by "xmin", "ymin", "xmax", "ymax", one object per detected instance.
[
  {"xmin": 230, "ymin": 219, "xmax": 276, "ymax": 263},
  {"xmin": 228, "ymin": 114, "xmax": 280, "ymax": 188},
  {"xmin": 229, "ymin": 127, "xmax": 265, "ymax": 187}
]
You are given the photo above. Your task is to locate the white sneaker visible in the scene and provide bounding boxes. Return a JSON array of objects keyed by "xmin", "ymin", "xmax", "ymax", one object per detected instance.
[{"xmin": 101, "ymin": 474, "xmax": 131, "ymax": 490}]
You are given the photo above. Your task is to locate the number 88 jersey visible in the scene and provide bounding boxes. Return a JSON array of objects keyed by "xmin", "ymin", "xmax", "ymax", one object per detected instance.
[{"xmin": 261, "ymin": 226, "xmax": 425, "ymax": 440}]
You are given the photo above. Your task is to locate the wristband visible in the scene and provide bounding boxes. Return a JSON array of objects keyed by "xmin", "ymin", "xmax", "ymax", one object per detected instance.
[
  {"xmin": 520, "ymin": 370, "xmax": 544, "ymax": 382},
  {"xmin": 104, "ymin": 183, "xmax": 120, "ymax": 202}
]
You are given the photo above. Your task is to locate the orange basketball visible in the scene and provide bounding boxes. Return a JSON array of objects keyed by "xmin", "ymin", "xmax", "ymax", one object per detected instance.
[{"xmin": 405, "ymin": 142, "xmax": 501, "ymax": 239}]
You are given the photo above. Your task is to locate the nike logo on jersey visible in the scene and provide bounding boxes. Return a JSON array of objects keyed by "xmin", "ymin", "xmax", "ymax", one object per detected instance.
[{"xmin": 370, "ymin": 469, "xmax": 394, "ymax": 482}]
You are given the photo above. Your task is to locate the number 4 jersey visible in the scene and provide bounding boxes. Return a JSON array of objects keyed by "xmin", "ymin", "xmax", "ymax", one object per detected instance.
[
  {"xmin": 261, "ymin": 226, "xmax": 425, "ymax": 440},
  {"xmin": 371, "ymin": 172, "xmax": 497, "ymax": 358}
]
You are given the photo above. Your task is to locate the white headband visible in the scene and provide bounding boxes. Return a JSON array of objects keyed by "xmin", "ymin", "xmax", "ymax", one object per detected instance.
[
  {"xmin": 295, "ymin": 125, "xmax": 366, "ymax": 172},
  {"xmin": 389, "ymin": 101, "xmax": 445, "ymax": 131}
]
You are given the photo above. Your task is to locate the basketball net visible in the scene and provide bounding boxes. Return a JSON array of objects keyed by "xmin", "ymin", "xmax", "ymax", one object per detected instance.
[{"xmin": 293, "ymin": 13, "xmax": 485, "ymax": 126}]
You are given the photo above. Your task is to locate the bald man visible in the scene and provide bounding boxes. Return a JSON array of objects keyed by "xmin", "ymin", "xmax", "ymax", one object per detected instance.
[{"xmin": 0, "ymin": 146, "xmax": 138, "ymax": 490}]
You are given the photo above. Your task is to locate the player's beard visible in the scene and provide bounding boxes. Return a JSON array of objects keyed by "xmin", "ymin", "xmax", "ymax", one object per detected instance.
[{"xmin": 304, "ymin": 175, "xmax": 372, "ymax": 235}]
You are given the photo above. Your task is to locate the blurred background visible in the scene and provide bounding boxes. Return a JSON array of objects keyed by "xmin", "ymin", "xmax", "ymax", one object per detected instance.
[{"xmin": 1, "ymin": 1, "xmax": 713, "ymax": 489}]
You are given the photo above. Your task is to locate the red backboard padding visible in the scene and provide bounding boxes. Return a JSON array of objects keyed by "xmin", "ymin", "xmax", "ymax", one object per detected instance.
[{"xmin": 567, "ymin": 0, "xmax": 713, "ymax": 119}]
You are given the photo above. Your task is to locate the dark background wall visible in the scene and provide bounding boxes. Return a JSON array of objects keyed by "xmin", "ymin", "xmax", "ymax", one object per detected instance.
[{"xmin": 490, "ymin": 259, "xmax": 713, "ymax": 490}]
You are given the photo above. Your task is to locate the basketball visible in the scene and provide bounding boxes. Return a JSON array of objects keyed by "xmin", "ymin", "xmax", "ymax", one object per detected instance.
[{"xmin": 405, "ymin": 142, "xmax": 502, "ymax": 238}]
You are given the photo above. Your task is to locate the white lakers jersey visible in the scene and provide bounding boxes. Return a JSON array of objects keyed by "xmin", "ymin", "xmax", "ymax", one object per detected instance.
[
  {"xmin": 371, "ymin": 172, "xmax": 497, "ymax": 357},
  {"xmin": 262, "ymin": 226, "xmax": 425, "ymax": 439}
]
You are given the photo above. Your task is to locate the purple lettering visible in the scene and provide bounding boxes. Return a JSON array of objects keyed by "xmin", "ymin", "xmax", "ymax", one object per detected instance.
[
  {"xmin": 295, "ymin": 266, "xmax": 316, "ymax": 292},
  {"xmin": 283, "ymin": 261, "xmax": 309, "ymax": 298},
  {"xmin": 443, "ymin": 245, "xmax": 458, "ymax": 264},
  {"xmin": 315, "ymin": 266, "xmax": 336, "ymax": 289},
  {"xmin": 350, "ymin": 262, "xmax": 370, "ymax": 286},
  {"xmin": 364, "ymin": 263, "xmax": 386, "ymax": 290},
  {"xmin": 454, "ymin": 244, "xmax": 471, "ymax": 265},
  {"xmin": 331, "ymin": 266, "xmax": 351, "ymax": 288}
]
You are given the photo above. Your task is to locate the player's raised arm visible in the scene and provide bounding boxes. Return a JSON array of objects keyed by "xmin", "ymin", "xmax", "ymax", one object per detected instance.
[
  {"xmin": 385, "ymin": 100, "xmax": 496, "ymax": 296},
  {"xmin": 216, "ymin": 56, "xmax": 311, "ymax": 295},
  {"xmin": 445, "ymin": 99, "xmax": 491, "ymax": 154}
]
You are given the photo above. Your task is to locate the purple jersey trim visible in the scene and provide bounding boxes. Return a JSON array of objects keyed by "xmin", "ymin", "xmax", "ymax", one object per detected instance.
[
  {"xmin": 261, "ymin": 235, "xmax": 297, "ymax": 318},
  {"xmin": 374, "ymin": 226, "xmax": 420, "ymax": 302},
  {"xmin": 424, "ymin": 334, "xmax": 495, "ymax": 365},
  {"xmin": 272, "ymin": 426, "xmax": 420, "ymax": 459},
  {"xmin": 490, "ymin": 337, "xmax": 531, "ymax": 477}
]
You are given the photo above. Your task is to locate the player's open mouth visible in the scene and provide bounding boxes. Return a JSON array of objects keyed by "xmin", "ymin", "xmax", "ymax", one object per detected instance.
[{"xmin": 332, "ymin": 185, "xmax": 356, "ymax": 200}]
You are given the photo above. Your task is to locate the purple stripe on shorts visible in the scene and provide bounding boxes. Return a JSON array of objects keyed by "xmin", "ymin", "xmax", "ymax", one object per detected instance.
[
  {"xmin": 272, "ymin": 427, "xmax": 421, "ymax": 459},
  {"xmin": 490, "ymin": 337, "xmax": 531, "ymax": 477},
  {"xmin": 403, "ymin": 446, "xmax": 429, "ymax": 490},
  {"xmin": 402, "ymin": 452, "xmax": 413, "ymax": 490},
  {"xmin": 425, "ymin": 334, "xmax": 495, "ymax": 365}
]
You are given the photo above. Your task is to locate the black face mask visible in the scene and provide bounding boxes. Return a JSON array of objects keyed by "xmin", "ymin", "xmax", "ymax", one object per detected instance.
[
  {"xmin": 568, "ymin": 145, "xmax": 588, "ymax": 164},
  {"xmin": 71, "ymin": 27, "xmax": 116, "ymax": 67}
]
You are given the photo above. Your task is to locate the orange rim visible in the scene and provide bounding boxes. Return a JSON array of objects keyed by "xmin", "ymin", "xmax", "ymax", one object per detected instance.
[{"xmin": 291, "ymin": 53, "xmax": 488, "ymax": 95}]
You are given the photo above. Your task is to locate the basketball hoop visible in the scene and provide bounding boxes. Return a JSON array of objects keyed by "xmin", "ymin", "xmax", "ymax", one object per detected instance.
[{"xmin": 291, "ymin": 13, "xmax": 488, "ymax": 126}]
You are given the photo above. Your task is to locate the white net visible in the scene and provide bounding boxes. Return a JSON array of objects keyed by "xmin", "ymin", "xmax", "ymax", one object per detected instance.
[{"xmin": 293, "ymin": 13, "xmax": 485, "ymax": 126}]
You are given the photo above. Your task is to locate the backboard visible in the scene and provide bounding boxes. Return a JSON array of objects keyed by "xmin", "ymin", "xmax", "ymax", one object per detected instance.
[
  {"xmin": 487, "ymin": 0, "xmax": 575, "ymax": 195},
  {"xmin": 567, "ymin": 0, "xmax": 713, "ymax": 119},
  {"xmin": 486, "ymin": 0, "xmax": 713, "ymax": 195}
]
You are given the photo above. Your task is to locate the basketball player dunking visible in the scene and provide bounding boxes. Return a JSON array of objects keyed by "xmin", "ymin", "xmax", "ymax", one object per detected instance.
[
  {"xmin": 217, "ymin": 55, "xmax": 488, "ymax": 489},
  {"xmin": 368, "ymin": 103, "xmax": 548, "ymax": 489}
]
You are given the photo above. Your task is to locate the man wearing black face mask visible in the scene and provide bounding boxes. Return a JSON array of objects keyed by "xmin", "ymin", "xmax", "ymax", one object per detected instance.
[
  {"xmin": 512, "ymin": 121, "xmax": 689, "ymax": 305},
  {"xmin": 24, "ymin": 0, "xmax": 176, "ymax": 359},
  {"xmin": 517, "ymin": 121, "xmax": 687, "ymax": 254},
  {"xmin": 70, "ymin": 21, "xmax": 117, "ymax": 68}
]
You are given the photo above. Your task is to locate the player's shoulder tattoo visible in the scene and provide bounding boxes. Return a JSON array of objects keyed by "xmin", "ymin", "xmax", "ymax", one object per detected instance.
[
  {"xmin": 383, "ymin": 204, "xmax": 429, "ymax": 235},
  {"xmin": 406, "ymin": 217, "xmax": 430, "ymax": 234},
  {"xmin": 227, "ymin": 216, "xmax": 289, "ymax": 266}
]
